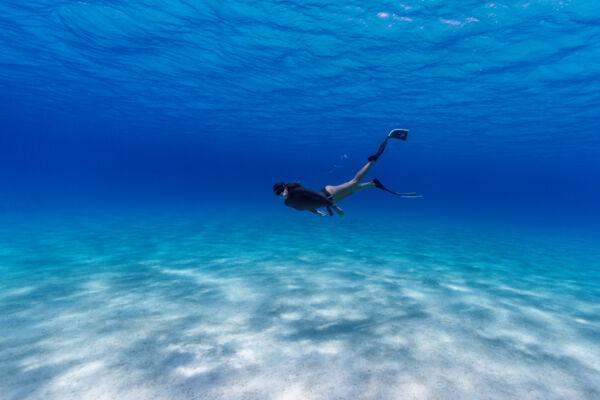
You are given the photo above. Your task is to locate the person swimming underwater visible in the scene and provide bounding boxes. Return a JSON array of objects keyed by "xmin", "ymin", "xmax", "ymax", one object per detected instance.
[{"xmin": 273, "ymin": 129, "xmax": 420, "ymax": 216}]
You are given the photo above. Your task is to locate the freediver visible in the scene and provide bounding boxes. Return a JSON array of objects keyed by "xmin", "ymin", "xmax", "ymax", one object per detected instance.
[{"xmin": 273, "ymin": 129, "xmax": 420, "ymax": 216}]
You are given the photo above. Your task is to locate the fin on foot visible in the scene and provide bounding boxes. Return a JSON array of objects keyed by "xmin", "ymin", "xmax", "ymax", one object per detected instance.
[
  {"xmin": 368, "ymin": 129, "xmax": 409, "ymax": 162},
  {"xmin": 388, "ymin": 129, "xmax": 408, "ymax": 140},
  {"xmin": 368, "ymin": 140, "xmax": 387, "ymax": 162},
  {"xmin": 373, "ymin": 178, "xmax": 421, "ymax": 198},
  {"xmin": 373, "ymin": 178, "xmax": 385, "ymax": 190}
]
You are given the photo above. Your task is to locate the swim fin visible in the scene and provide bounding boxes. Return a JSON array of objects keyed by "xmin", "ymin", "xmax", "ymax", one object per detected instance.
[
  {"xmin": 368, "ymin": 129, "xmax": 409, "ymax": 162},
  {"xmin": 373, "ymin": 178, "xmax": 421, "ymax": 198},
  {"xmin": 388, "ymin": 129, "xmax": 408, "ymax": 140}
]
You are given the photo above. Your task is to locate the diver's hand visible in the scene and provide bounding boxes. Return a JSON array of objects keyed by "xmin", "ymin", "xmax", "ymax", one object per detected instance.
[
  {"xmin": 332, "ymin": 205, "xmax": 344, "ymax": 216},
  {"xmin": 310, "ymin": 209, "xmax": 327, "ymax": 216}
]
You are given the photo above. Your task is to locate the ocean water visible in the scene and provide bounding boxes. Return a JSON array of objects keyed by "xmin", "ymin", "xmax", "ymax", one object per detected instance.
[
  {"xmin": 1, "ymin": 215, "xmax": 599, "ymax": 399},
  {"xmin": 1, "ymin": 0, "xmax": 600, "ymax": 399}
]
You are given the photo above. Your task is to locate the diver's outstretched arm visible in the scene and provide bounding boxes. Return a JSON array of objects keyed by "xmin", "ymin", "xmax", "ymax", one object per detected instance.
[{"xmin": 310, "ymin": 209, "xmax": 327, "ymax": 216}]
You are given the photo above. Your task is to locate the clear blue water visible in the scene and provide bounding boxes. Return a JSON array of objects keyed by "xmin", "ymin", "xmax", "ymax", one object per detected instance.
[{"xmin": 1, "ymin": 1, "xmax": 599, "ymax": 399}]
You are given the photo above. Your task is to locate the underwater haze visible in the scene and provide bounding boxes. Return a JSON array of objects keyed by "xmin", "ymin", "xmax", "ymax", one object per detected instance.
[{"xmin": 1, "ymin": 1, "xmax": 600, "ymax": 399}]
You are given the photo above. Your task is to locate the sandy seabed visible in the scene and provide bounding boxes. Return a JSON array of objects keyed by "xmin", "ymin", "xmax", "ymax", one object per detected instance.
[{"xmin": 1, "ymin": 216, "xmax": 599, "ymax": 399}]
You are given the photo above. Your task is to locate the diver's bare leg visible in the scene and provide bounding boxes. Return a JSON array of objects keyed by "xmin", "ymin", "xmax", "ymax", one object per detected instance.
[
  {"xmin": 325, "ymin": 179, "xmax": 376, "ymax": 203},
  {"xmin": 358, "ymin": 181, "xmax": 376, "ymax": 189},
  {"xmin": 325, "ymin": 134, "xmax": 400, "ymax": 203},
  {"xmin": 352, "ymin": 161, "xmax": 375, "ymax": 183},
  {"xmin": 325, "ymin": 133, "xmax": 392, "ymax": 201},
  {"xmin": 325, "ymin": 160, "xmax": 372, "ymax": 195},
  {"xmin": 334, "ymin": 182, "xmax": 375, "ymax": 201},
  {"xmin": 325, "ymin": 161, "xmax": 376, "ymax": 201}
]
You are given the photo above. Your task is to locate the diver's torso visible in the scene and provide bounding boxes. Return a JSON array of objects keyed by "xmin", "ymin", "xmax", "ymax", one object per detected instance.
[{"xmin": 285, "ymin": 186, "xmax": 331, "ymax": 211}]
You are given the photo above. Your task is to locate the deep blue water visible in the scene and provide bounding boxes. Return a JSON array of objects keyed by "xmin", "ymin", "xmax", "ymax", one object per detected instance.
[
  {"xmin": 1, "ymin": 1, "xmax": 599, "ymax": 399},
  {"xmin": 1, "ymin": 0, "xmax": 599, "ymax": 228}
]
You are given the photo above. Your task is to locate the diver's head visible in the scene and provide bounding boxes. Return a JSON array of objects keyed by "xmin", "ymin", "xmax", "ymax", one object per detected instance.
[{"xmin": 273, "ymin": 182, "xmax": 288, "ymax": 198}]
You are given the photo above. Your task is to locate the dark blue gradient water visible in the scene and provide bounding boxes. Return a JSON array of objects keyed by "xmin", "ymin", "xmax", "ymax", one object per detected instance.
[
  {"xmin": 1, "ymin": 1, "xmax": 599, "ymax": 399},
  {"xmin": 2, "ymin": 0, "xmax": 600, "ymax": 225}
]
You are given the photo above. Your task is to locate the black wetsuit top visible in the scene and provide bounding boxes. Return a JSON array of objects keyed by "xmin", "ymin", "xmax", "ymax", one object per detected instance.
[{"xmin": 284, "ymin": 183, "xmax": 334, "ymax": 215}]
